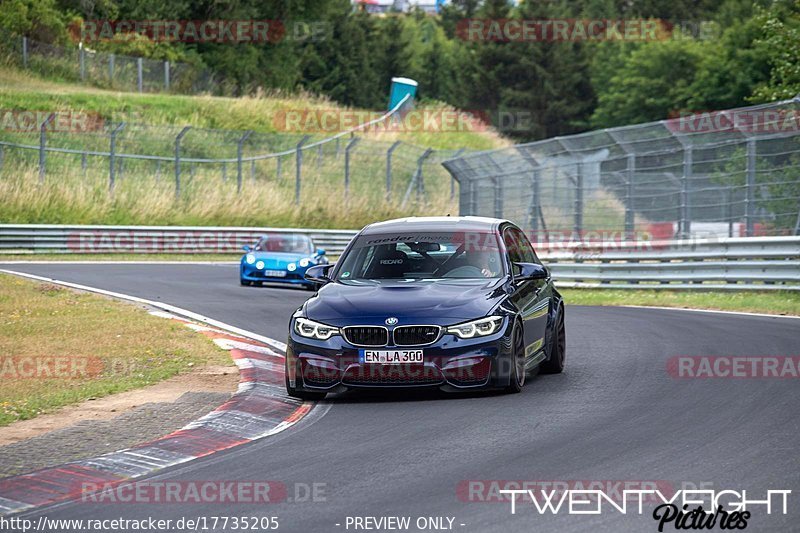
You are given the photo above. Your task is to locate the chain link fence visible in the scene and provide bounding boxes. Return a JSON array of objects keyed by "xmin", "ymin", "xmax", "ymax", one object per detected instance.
[
  {"xmin": 0, "ymin": 98, "xmax": 462, "ymax": 209},
  {"xmin": 443, "ymin": 98, "xmax": 800, "ymax": 240},
  {"xmin": 1, "ymin": 33, "xmax": 216, "ymax": 94}
]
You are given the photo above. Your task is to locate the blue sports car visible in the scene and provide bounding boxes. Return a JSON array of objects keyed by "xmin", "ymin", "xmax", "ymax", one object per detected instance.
[
  {"xmin": 285, "ymin": 216, "xmax": 566, "ymax": 400},
  {"xmin": 240, "ymin": 233, "xmax": 328, "ymax": 290}
]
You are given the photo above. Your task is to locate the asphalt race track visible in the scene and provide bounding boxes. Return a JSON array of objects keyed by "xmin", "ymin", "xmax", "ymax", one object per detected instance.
[{"xmin": 2, "ymin": 263, "xmax": 799, "ymax": 532}]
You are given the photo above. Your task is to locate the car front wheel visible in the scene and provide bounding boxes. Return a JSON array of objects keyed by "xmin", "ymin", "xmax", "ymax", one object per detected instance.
[
  {"xmin": 541, "ymin": 305, "xmax": 565, "ymax": 374},
  {"xmin": 504, "ymin": 324, "xmax": 525, "ymax": 393}
]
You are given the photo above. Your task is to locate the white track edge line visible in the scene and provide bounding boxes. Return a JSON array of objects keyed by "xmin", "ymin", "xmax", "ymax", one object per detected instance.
[{"xmin": 619, "ymin": 304, "xmax": 800, "ymax": 320}]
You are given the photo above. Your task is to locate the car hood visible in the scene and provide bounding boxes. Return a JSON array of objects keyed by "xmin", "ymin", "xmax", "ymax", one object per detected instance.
[{"xmin": 304, "ymin": 278, "xmax": 507, "ymax": 324}]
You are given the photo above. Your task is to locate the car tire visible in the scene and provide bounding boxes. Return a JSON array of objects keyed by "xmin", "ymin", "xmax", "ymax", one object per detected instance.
[
  {"xmin": 253, "ymin": 281, "xmax": 263, "ymax": 287},
  {"xmin": 541, "ymin": 304, "xmax": 566, "ymax": 374},
  {"xmin": 240, "ymin": 279, "xmax": 251, "ymax": 286},
  {"xmin": 285, "ymin": 363, "xmax": 327, "ymax": 401},
  {"xmin": 504, "ymin": 324, "xmax": 525, "ymax": 394}
]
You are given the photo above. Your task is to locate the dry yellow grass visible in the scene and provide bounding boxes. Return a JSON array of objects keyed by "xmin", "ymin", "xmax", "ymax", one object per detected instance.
[{"xmin": 0, "ymin": 273, "xmax": 232, "ymax": 426}]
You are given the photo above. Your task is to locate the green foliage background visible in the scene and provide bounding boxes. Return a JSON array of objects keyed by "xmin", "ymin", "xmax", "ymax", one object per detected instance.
[{"xmin": 1, "ymin": 0, "xmax": 799, "ymax": 140}]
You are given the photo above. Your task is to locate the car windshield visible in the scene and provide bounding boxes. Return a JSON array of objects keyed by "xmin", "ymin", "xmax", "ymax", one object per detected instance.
[
  {"xmin": 335, "ymin": 231, "xmax": 505, "ymax": 281},
  {"xmin": 253, "ymin": 234, "xmax": 312, "ymax": 254}
]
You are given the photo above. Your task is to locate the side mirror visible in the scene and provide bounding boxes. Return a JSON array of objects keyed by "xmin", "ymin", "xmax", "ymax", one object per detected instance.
[
  {"xmin": 316, "ymin": 248, "xmax": 326, "ymax": 256},
  {"xmin": 242, "ymin": 245, "xmax": 252, "ymax": 252},
  {"xmin": 305, "ymin": 264, "xmax": 334, "ymax": 284},
  {"xmin": 512, "ymin": 262, "xmax": 549, "ymax": 281}
]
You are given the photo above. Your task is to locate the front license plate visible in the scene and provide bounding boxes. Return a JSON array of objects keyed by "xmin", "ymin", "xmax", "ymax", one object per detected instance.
[
  {"xmin": 359, "ymin": 349, "xmax": 423, "ymax": 364},
  {"xmin": 264, "ymin": 270, "xmax": 286, "ymax": 278}
]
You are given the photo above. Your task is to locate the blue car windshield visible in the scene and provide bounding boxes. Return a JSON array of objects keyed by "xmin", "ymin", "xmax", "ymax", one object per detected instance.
[
  {"xmin": 335, "ymin": 232, "xmax": 505, "ymax": 281},
  {"xmin": 254, "ymin": 234, "xmax": 312, "ymax": 254}
]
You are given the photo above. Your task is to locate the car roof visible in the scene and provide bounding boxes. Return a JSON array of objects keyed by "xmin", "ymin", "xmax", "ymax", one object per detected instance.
[{"xmin": 359, "ymin": 216, "xmax": 510, "ymax": 235}]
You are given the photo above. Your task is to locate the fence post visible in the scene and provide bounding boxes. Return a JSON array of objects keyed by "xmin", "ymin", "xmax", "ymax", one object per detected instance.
[
  {"xmin": 22, "ymin": 36, "xmax": 28, "ymax": 69},
  {"xmin": 317, "ymin": 143, "xmax": 323, "ymax": 169},
  {"xmin": 344, "ymin": 137, "xmax": 360, "ymax": 198},
  {"xmin": 276, "ymin": 156, "xmax": 282, "ymax": 181},
  {"xmin": 529, "ymin": 166, "xmax": 540, "ymax": 235},
  {"xmin": 295, "ymin": 135, "xmax": 310, "ymax": 205},
  {"xmin": 386, "ymin": 141, "xmax": 401, "ymax": 201},
  {"xmin": 493, "ymin": 177, "xmax": 503, "ymax": 218},
  {"xmin": 251, "ymin": 159, "xmax": 256, "ymax": 182},
  {"xmin": 450, "ymin": 148, "xmax": 465, "ymax": 200},
  {"xmin": 625, "ymin": 153, "xmax": 635, "ymax": 239},
  {"xmin": 574, "ymin": 162, "xmax": 583, "ymax": 236},
  {"xmin": 0, "ymin": 145, "xmax": 4, "ymax": 171},
  {"xmin": 174, "ymin": 126, "xmax": 191, "ymax": 199},
  {"xmin": 38, "ymin": 113, "xmax": 56, "ymax": 183},
  {"xmin": 794, "ymin": 205, "xmax": 800, "ymax": 236},
  {"xmin": 164, "ymin": 61, "xmax": 170, "ymax": 91},
  {"xmin": 222, "ymin": 162, "xmax": 227, "ymax": 182},
  {"xmin": 137, "ymin": 58, "xmax": 143, "ymax": 93},
  {"xmin": 680, "ymin": 147, "xmax": 692, "ymax": 238},
  {"xmin": 416, "ymin": 148, "xmax": 433, "ymax": 202},
  {"xmin": 79, "ymin": 47, "xmax": 85, "ymax": 81},
  {"xmin": 109, "ymin": 122, "xmax": 126, "ymax": 193},
  {"xmin": 235, "ymin": 128, "xmax": 253, "ymax": 191},
  {"xmin": 745, "ymin": 139, "xmax": 756, "ymax": 237},
  {"xmin": 401, "ymin": 148, "xmax": 433, "ymax": 207},
  {"xmin": 726, "ymin": 186, "xmax": 734, "ymax": 238},
  {"xmin": 109, "ymin": 54, "xmax": 115, "ymax": 83},
  {"xmin": 156, "ymin": 160, "xmax": 162, "ymax": 181}
]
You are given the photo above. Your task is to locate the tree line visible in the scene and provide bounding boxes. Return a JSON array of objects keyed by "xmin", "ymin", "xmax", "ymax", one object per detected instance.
[{"xmin": 2, "ymin": 0, "xmax": 799, "ymax": 140}]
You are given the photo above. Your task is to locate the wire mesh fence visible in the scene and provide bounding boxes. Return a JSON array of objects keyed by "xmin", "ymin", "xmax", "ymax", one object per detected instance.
[
  {"xmin": 0, "ymin": 104, "xmax": 462, "ymax": 213},
  {"xmin": 0, "ymin": 33, "xmax": 216, "ymax": 94},
  {"xmin": 443, "ymin": 98, "xmax": 800, "ymax": 240}
]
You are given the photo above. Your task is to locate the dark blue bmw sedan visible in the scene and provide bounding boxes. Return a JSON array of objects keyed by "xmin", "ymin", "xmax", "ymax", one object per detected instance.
[{"xmin": 285, "ymin": 216, "xmax": 565, "ymax": 399}]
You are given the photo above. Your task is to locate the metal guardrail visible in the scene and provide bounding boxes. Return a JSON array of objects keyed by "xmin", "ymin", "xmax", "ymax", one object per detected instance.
[
  {"xmin": 0, "ymin": 225, "xmax": 359, "ymax": 257},
  {"xmin": 0, "ymin": 226, "xmax": 797, "ymax": 290}
]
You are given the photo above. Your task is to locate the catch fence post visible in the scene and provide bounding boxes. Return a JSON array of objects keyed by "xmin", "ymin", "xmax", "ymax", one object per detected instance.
[
  {"xmin": 174, "ymin": 126, "xmax": 191, "ymax": 199},
  {"xmin": 236, "ymin": 131, "xmax": 253, "ymax": 194},
  {"xmin": 344, "ymin": 137, "xmax": 360, "ymax": 198},
  {"xmin": 38, "ymin": 113, "xmax": 56, "ymax": 183},
  {"xmin": 295, "ymin": 135, "xmax": 310, "ymax": 205},
  {"xmin": 386, "ymin": 141, "xmax": 402, "ymax": 201},
  {"xmin": 109, "ymin": 122, "xmax": 126, "ymax": 193}
]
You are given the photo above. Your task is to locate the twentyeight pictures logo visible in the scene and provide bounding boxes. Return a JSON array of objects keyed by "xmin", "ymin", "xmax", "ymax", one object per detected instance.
[{"xmin": 495, "ymin": 487, "xmax": 791, "ymax": 531}]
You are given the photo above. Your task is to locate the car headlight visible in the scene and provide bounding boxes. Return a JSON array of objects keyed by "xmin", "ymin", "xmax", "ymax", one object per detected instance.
[
  {"xmin": 255, "ymin": 260, "xmax": 265, "ymax": 270},
  {"xmin": 299, "ymin": 258, "xmax": 310, "ymax": 268},
  {"xmin": 294, "ymin": 317, "xmax": 339, "ymax": 340},
  {"xmin": 287, "ymin": 263, "xmax": 297, "ymax": 271},
  {"xmin": 446, "ymin": 316, "xmax": 504, "ymax": 339},
  {"xmin": 246, "ymin": 254, "xmax": 256, "ymax": 264}
]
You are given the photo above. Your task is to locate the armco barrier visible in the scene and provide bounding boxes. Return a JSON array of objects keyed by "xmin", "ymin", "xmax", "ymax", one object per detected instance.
[
  {"xmin": 0, "ymin": 225, "xmax": 797, "ymax": 290},
  {"xmin": 0, "ymin": 225, "xmax": 359, "ymax": 256}
]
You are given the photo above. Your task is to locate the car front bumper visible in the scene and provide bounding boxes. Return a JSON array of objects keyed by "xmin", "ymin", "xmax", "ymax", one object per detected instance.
[
  {"xmin": 240, "ymin": 264, "xmax": 313, "ymax": 286},
  {"xmin": 286, "ymin": 318, "xmax": 515, "ymax": 393}
]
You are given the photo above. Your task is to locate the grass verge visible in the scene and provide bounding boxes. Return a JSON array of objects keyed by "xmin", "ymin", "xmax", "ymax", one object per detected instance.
[
  {"xmin": 0, "ymin": 273, "xmax": 233, "ymax": 426},
  {"xmin": 561, "ymin": 289, "xmax": 800, "ymax": 317}
]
